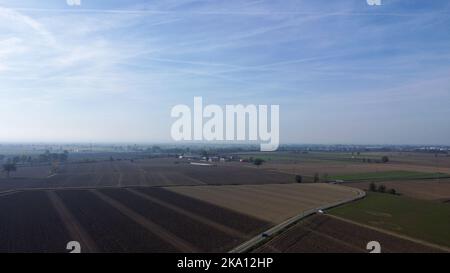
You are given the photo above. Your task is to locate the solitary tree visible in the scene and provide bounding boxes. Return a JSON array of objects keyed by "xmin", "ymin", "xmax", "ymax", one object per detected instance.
[
  {"xmin": 2, "ymin": 163, "xmax": 17, "ymax": 178},
  {"xmin": 50, "ymin": 161, "xmax": 60, "ymax": 175},
  {"xmin": 201, "ymin": 150, "xmax": 209, "ymax": 158},
  {"xmin": 369, "ymin": 182, "xmax": 377, "ymax": 192},
  {"xmin": 313, "ymin": 173, "xmax": 320, "ymax": 183},
  {"xmin": 253, "ymin": 158, "xmax": 264, "ymax": 166},
  {"xmin": 60, "ymin": 150, "xmax": 69, "ymax": 162},
  {"xmin": 377, "ymin": 184, "xmax": 386, "ymax": 193},
  {"xmin": 295, "ymin": 175, "xmax": 303, "ymax": 183},
  {"xmin": 388, "ymin": 188, "xmax": 397, "ymax": 195}
]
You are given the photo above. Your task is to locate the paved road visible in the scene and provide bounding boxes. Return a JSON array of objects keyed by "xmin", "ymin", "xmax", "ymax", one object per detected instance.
[{"xmin": 229, "ymin": 188, "xmax": 366, "ymax": 253}]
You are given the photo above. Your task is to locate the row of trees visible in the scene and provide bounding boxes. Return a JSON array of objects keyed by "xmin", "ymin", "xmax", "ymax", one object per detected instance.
[
  {"xmin": 2, "ymin": 163, "xmax": 16, "ymax": 178},
  {"xmin": 295, "ymin": 173, "xmax": 323, "ymax": 183},
  {"xmin": 362, "ymin": 156, "xmax": 389, "ymax": 163},
  {"xmin": 253, "ymin": 158, "xmax": 265, "ymax": 166},
  {"xmin": 369, "ymin": 182, "xmax": 397, "ymax": 195},
  {"xmin": 2, "ymin": 155, "xmax": 33, "ymax": 164},
  {"xmin": 38, "ymin": 150, "xmax": 69, "ymax": 163},
  {"xmin": 241, "ymin": 157, "xmax": 265, "ymax": 166},
  {"xmin": 0, "ymin": 150, "xmax": 69, "ymax": 166},
  {"xmin": 1, "ymin": 151, "xmax": 70, "ymax": 178}
]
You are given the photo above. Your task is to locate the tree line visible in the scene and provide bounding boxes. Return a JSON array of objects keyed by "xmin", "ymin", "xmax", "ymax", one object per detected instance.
[{"xmin": 1, "ymin": 150, "xmax": 69, "ymax": 178}]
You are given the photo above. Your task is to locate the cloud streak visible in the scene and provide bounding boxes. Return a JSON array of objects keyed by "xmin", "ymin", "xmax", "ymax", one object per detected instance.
[{"xmin": 0, "ymin": 0, "xmax": 449, "ymax": 144}]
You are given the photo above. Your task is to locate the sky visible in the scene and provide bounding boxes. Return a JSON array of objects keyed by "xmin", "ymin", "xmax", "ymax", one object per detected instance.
[{"xmin": 0, "ymin": 0, "xmax": 449, "ymax": 145}]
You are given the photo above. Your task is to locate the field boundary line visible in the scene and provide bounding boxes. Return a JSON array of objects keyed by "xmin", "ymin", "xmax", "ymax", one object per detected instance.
[
  {"xmin": 0, "ymin": 185, "xmax": 156, "ymax": 194},
  {"xmin": 89, "ymin": 189, "xmax": 199, "ymax": 252},
  {"xmin": 0, "ymin": 182, "xmax": 302, "ymax": 195},
  {"xmin": 327, "ymin": 214, "xmax": 450, "ymax": 252},
  {"xmin": 117, "ymin": 173, "xmax": 124, "ymax": 187},
  {"xmin": 0, "ymin": 189, "xmax": 21, "ymax": 196},
  {"xmin": 182, "ymin": 175, "xmax": 208, "ymax": 185},
  {"xmin": 47, "ymin": 191, "xmax": 100, "ymax": 253},
  {"xmin": 126, "ymin": 188, "xmax": 248, "ymax": 240},
  {"xmin": 228, "ymin": 187, "xmax": 366, "ymax": 253}
]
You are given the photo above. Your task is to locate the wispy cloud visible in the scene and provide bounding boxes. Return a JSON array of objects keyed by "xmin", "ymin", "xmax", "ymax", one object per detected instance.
[{"xmin": 0, "ymin": 0, "xmax": 449, "ymax": 144}]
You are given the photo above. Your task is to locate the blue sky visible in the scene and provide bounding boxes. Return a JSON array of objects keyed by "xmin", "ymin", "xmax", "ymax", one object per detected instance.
[{"xmin": 0, "ymin": 0, "xmax": 449, "ymax": 145}]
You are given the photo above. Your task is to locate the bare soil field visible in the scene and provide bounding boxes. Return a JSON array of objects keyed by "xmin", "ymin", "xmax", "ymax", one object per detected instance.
[
  {"xmin": 344, "ymin": 179, "xmax": 450, "ymax": 201},
  {"xmin": 247, "ymin": 151, "xmax": 450, "ymax": 179},
  {"xmin": 98, "ymin": 188, "xmax": 248, "ymax": 252},
  {"xmin": 254, "ymin": 214, "xmax": 443, "ymax": 253},
  {"xmin": 56, "ymin": 189, "xmax": 179, "ymax": 253},
  {"xmin": 0, "ymin": 186, "xmax": 271, "ymax": 252},
  {"xmin": 262, "ymin": 161, "xmax": 449, "ymax": 178},
  {"xmin": 0, "ymin": 158, "xmax": 293, "ymax": 191},
  {"xmin": 0, "ymin": 191, "xmax": 72, "ymax": 253},
  {"xmin": 0, "ymin": 182, "xmax": 362, "ymax": 252},
  {"xmin": 364, "ymin": 152, "xmax": 450, "ymax": 168},
  {"xmin": 136, "ymin": 159, "xmax": 293, "ymax": 186},
  {"xmin": 241, "ymin": 151, "xmax": 450, "ymax": 169},
  {"xmin": 9, "ymin": 164, "xmax": 52, "ymax": 178},
  {"xmin": 135, "ymin": 187, "xmax": 269, "ymax": 235},
  {"xmin": 169, "ymin": 183, "xmax": 361, "ymax": 223}
]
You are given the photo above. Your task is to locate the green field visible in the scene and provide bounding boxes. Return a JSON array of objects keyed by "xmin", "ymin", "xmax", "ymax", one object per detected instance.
[
  {"xmin": 237, "ymin": 151, "xmax": 383, "ymax": 163},
  {"xmin": 329, "ymin": 192, "xmax": 450, "ymax": 248},
  {"xmin": 329, "ymin": 171, "xmax": 449, "ymax": 182}
]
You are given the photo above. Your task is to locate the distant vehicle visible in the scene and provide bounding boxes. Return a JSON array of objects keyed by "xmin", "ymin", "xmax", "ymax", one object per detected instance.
[{"xmin": 262, "ymin": 233, "xmax": 270, "ymax": 238}]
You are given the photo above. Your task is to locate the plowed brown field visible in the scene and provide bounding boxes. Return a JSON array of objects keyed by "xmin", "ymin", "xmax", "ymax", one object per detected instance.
[{"xmin": 169, "ymin": 183, "xmax": 361, "ymax": 223}]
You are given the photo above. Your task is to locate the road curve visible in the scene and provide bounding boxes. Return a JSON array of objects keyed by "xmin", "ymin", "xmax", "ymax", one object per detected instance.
[{"xmin": 228, "ymin": 187, "xmax": 366, "ymax": 253}]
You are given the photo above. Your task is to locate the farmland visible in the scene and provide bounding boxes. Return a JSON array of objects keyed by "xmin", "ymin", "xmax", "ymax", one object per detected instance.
[
  {"xmin": 0, "ymin": 182, "xmax": 360, "ymax": 253},
  {"xmin": 56, "ymin": 189, "xmax": 180, "ymax": 252},
  {"xmin": 1, "ymin": 149, "xmax": 449, "ymax": 253},
  {"xmin": 97, "ymin": 188, "xmax": 243, "ymax": 252},
  {"xmin": 0, "ymin": 158, "xmax": 293, "ymax": 191},
  {"xmin": 1, "ymin": 0, "xmax": 450, "ymax": 257},
  {"xmin": 344, "ymin": 179, "xmax": 450, "ymax": 201},
  {"xmin": 0, "ymin": 191, "xmax": 72, "ymax": 253},
  {"xmin": 168, "ymin": 183, "xmax": 362, "ymax": 223},
  {"xmin": 135, "ymin": 187, "xmax": 267, "ymax": 234},
  {"xmin": 253, "ymin": 214, "xmax": 444, "ymax": 253},
  {"xmin": 240, "ymin": 151, "xmax": 450, "ymax": 169},
  {"xmin": 329, "ymin": 170, "xmax": 448, "ymax": 182},
  {"xmin": 233, "ymin": 151, "xmax": 450, "ymax": 253},
  {"xmin": 0, "ymin": 188, "xmax": 269, "ymax": 252},
  {"xmin": 329, "ymin": 192, "xmax": 450, "ymax": 248},
  {"xmin": 247, "ymin": 151, "xmax": 450, "ymax": 180}
]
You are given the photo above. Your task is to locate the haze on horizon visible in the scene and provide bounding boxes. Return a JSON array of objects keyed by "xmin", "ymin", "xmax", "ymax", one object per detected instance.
[{"xmin": 0, "ymin": 0, "xmax": 449, "ymax": 145}]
